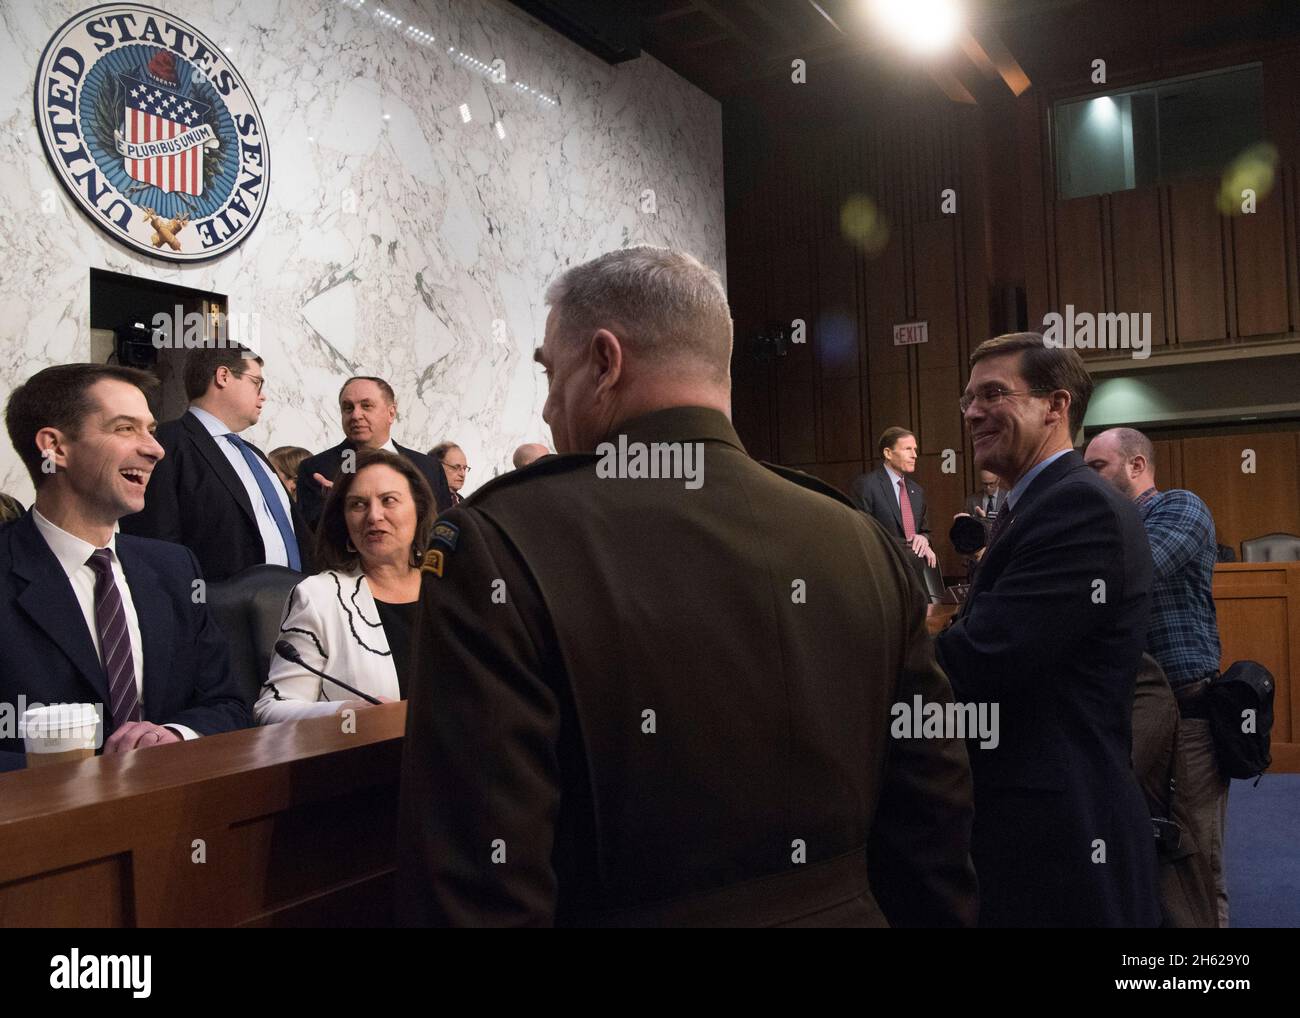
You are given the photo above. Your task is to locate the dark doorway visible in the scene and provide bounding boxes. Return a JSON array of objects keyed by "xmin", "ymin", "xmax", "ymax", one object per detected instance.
[{"xmin": 89, "ymin": 269, "xmax": 228, "ymax": 421}]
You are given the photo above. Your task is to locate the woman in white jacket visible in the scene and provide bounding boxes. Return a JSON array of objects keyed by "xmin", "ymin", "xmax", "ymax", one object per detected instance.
[{"xmin": 256, "ymin": 450, "xmax": 437, "ymax": 723}]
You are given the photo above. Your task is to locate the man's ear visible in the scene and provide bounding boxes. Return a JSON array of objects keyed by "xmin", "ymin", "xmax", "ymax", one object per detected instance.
[
  {"xmin": 1047, "ymin": 389, "xmax": 1071, "ymax": 426},
  {"xmin": 34, "ymin": 426, "xmax": 68, "ymax": 471},
  {"xmin": 589, "ymin": 329, "xmax": 624, "ymax": 395}
]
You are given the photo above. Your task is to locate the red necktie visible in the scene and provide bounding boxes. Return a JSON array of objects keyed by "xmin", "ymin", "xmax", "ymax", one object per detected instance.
[{"xmin": 897, "ymin": 478, "xmax": 916, "ymax": 540}]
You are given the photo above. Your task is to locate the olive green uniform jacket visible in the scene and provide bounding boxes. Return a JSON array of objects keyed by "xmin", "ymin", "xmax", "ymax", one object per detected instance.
[{"xmin": 397, "ymin": 406, "xmax": 977, "ymax": 927}]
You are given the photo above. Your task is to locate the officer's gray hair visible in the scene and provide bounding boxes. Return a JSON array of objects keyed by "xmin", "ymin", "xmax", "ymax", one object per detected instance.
[{"xmin": 544, "ymin": 247, "xmax": 733, "ymax": 384}]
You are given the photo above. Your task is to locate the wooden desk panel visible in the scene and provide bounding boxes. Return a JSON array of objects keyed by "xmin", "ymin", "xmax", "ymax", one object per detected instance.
[
  {"xmin": 1213, "ymin": 562, "xmax": 1300, "ymax": 772},
  {"xmin": 0, "ymin": 703, "xmax": 406, "ymax": 928}
]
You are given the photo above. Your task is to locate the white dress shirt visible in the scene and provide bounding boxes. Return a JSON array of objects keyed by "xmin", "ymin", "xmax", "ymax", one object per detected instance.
[
  {"xmin": 32, "ymin": 509, "xmax": 198, "ymax": 740},
  {"xmin": 188, "ymin": 406, "xmax": 294, "ymax": 567},
  {"xmin": 884, "ymin": 464, "xmax": 907, "ymax": 514}
]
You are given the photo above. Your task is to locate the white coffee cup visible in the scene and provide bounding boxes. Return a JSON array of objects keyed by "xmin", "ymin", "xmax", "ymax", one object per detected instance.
[{"xmin": 22, "ymin": 703, "xmax": 102, "ymax": 767}]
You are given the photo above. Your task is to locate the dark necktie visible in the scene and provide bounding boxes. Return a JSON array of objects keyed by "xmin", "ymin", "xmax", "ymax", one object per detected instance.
[
  {"xmin": 223, "ymin": 433, "xmax": 302, "ymax": 570},
  {"xmin": 988, "ymin": 505, "xmax": 1013, "ymax": 547},
  {"xmin": 87, "ymin": 549, "xmax": 141, "ymax": 730},
  {"xmin": 897, "ymin": 478, "xmax": 916, "ymax": 540}
]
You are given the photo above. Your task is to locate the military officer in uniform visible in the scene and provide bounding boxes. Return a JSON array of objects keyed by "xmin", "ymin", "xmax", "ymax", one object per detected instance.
[{"xmin": 397, "ymin": 247, "xmax": 978, "ymax": 927}]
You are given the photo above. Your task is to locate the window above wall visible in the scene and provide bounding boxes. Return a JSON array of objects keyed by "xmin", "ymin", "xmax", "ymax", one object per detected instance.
[{"xmin": 1054, "ymin": 64, "xmax": 1265, "ymax": 200}]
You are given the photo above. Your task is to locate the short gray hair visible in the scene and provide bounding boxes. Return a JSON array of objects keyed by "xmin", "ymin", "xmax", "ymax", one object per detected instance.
[{"xmin": 544, "ymin": 247, "xmax": 733, "ymax": 383}]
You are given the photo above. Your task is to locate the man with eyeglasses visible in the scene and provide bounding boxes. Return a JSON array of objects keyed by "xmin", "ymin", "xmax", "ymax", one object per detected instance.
[
  {"xmin": 122, "ymin": 344, "xmax": 313, "ymax": 582},
  {"xmin": 430, "ymin": 441, "xmax": 470, "ymax": 506},
  {"xmin": 935, "ymin": 332, "xmax": 1159, "ymax": 928}
]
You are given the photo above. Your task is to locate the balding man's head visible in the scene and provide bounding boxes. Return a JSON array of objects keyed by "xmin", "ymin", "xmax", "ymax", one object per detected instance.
[
  {"xmin": 535, "ymin": 247, "xmax": 733, "ymax": 452},
  {"xmin": 512, "ymin": 443, "xmax": 550, "ymax": 469},
  {"xmin": 1084, "ymin": 426, "xmax": 1155, "ymax": 498}
]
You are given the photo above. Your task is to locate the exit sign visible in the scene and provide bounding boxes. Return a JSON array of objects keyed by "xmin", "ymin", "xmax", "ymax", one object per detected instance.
[{"xmin": 893, "ymin": 321, "xmax": 929, "ymax": 346}]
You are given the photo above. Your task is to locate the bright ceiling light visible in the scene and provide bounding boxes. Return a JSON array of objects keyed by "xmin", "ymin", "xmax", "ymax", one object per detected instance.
[{"xmin": 869, "ymin": 0, "xmax": 964, "ymax": 56}]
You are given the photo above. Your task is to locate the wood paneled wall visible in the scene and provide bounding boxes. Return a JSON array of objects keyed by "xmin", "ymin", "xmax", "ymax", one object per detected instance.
[
  {"xmin": 725, "ymin": 36, "xmax": 1300, "ymax": 578},
  {"xmin": 1021, "ymin": 42, "xmax": 1300, "ymax": 351},
  {"xmin": 725, "ymin": 78, "xmax": 994, "ymax": 576}
]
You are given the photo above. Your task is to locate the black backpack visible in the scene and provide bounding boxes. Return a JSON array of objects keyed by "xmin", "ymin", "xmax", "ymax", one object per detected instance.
[{"xmin": 1205, "ymin": 660, "xmax": 1275, "ymax": 781}]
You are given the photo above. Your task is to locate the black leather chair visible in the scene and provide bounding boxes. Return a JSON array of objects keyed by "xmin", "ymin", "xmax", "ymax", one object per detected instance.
[
  {"xmin": 206, "ymin": 565, "xmax": 304, "ymax": 707},
  {"xmin": 1241, "ymin": 533, "xmax": 1300, "ymax": 563},
  {"xmin": 920, "ymin": 560, "xmax": 948, "ymax": 603}
]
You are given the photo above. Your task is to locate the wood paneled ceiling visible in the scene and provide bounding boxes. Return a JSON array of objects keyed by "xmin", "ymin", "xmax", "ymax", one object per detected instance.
[{"xmin": 638, "ymin": 0, "xmax": 1300, "ymax": 102}]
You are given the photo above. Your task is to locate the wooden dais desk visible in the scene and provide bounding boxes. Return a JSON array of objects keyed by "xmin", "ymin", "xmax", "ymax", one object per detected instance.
[
  {"xmin": 1214, "ymin": 562, "xmax": 1299, "ymax": 772},
  {"xmin": 0, "ymin": 703, "xmax": 406, "ymax": 928}
]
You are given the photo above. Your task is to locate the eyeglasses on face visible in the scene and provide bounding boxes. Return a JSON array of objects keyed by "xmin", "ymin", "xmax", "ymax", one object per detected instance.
[
  {"xmin": 235, "ymin": 371, "xmax": 265, "ymax": 394},
  {"xmin": 958, "ymin": 385, "xmax": 1052, "ymax": 414},
  {"xmin": 445, "ymin": 464, "xmax": 470, "ymax": 473}
]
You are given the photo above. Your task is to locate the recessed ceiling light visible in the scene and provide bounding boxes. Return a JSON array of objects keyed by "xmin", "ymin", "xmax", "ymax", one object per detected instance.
[{"xmin": 869, "ymin": 0, "xmax": 963, "ymax": 56}]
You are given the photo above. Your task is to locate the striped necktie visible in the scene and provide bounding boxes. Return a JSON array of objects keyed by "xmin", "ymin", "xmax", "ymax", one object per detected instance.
[{"xmin": 87, "ymin": 549, "xmax": 141, "ymax": 730}]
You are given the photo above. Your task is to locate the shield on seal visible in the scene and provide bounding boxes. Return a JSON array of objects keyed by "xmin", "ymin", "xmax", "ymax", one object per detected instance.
[{"xmin": 119, "ymin": 50, "xmax": 212, "ymax": 196}]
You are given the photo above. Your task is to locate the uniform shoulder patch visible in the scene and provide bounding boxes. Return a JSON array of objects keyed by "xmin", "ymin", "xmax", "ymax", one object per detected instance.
[
  {"xmin": 420, "ymin": 548, "xmax": 445, "ymax": 577},
  {"xmin": 431, "ymin": 521, "xmax": 459, "ymax": 550}
]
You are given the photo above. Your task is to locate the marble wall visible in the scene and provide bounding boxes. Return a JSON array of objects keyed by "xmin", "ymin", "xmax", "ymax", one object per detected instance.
[{"xmin": 0, "ymin": 0, "xmax": 725, "ymax": 503}]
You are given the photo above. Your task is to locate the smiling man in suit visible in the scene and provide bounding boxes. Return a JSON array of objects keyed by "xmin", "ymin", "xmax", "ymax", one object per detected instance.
[
  {"xmin": 120, "ymin": 345, "xmax": 312, "ymax": 582},
  {"xmin": 850, "ymin": 427, "xmax": 937, "ymax": 570},
  {"xmin": 1, "ymin": 364, "xmax": 249, "ymax": 755},
  {"xmin": 935, "ymin": 332, "xmax": 1159, "ymax": 927},
  {"xmin": 295, "ymin": 376, "xmax": 452, "ymax": 529}
]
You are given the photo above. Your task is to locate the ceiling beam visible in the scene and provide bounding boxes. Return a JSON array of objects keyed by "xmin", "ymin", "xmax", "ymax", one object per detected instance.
[
  {"xmin": 650, "ymin": 4, "xmax": 698, "ymax": 25},
  {"xmin": 959, "ymin": 31, "xmax": 1001, "ymax": 79},
  {"xmin": 969, "ymin": 26, "xmax": 1032, "ymax": 95},
  {"xmin": 683, "ymin": 29, "xmax": 732, "ymax": 49},
  {"xmin": 806, "ymin": 0, "xmax": 847, "ymax": 36},
  {"xmin": 688, "ymin": 0, "xmax": 769, "ymax": 57},
  {"xmin": 928, "ymin": 66, "xmax": 978, "ymax": 105}
]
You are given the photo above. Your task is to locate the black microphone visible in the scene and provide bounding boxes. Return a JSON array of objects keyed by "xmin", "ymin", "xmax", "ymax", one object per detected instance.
[{"xmin": 274, "ymin": 640, "xmax": 382, "ymax": 705}]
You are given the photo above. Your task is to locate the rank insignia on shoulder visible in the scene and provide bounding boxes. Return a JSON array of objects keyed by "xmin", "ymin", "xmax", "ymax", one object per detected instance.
[
  {"xmin": 431, "ymin": 521, "xmax": 459, "ymax": 550},
  {"xmin": 421, "ymin": 548, "xmax": 445, "ymax": 577}
]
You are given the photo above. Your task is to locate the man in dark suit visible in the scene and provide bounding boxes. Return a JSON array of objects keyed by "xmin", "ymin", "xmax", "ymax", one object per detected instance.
[
  {"xmin": 850, "ymin": 428, "xmax": 938, "ymax": 571},
  {"xmin": 120, "ymin": 345, "xmax": 312, "ymax": 582},
  {"xmin": 963, "ymin": 469, "xmax": 1004, "ymax": 523},
  {"xmin": 935, "ymin": 331, "xmax": 1159, "ymax": 927},
  {"xmin": 1, "ymin": 364, "xmax": 250, "ymax": 756},
  {"xmin": 398, "ymin": 246, "xmax": 977, "ymax": 927},
  {"xmin": 296, "ymin": 376, "xmax": 451, "ymax": 529}
]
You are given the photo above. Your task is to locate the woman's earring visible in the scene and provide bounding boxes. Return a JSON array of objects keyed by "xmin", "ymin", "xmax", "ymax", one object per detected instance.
[
  {"xmin": 410, "ymin": 545, "xmax": 423, "ymax": 567},
  {"xmin": 346, "ymin": 538, "xmax": 357, "ymax": 554}
]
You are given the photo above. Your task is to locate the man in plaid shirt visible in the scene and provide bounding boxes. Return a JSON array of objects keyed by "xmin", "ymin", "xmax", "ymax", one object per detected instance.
[{"xmin": 1086, "ymin": 427, "xmax": 1227, "ymax": 926}]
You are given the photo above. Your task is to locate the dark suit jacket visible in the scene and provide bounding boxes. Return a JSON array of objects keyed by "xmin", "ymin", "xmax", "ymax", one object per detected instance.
[
  {"xmin": 119, "ymin": 411, "xmax": 312, "ymax": 582},
  {"xmin": 962, "ymin": 489, "xmax": 1004, "ymax": 519},
  {"xmin": 398, "ymin": 407, "xmax": 977, "ymax": 927},
  {"xmin": 296, "ymin": 439, "xmax": 452, "ymax": 530},
  {"xmin": 851, "ymin": 465, "xmax": 930, "ymax": 540},
  {"xmin": 935, "ymin": 451, "xmax": 1160, "ymax": 927},
  {"xmin": 0, "ymin": 512, "xmax": 250, "ymax": 755}
]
